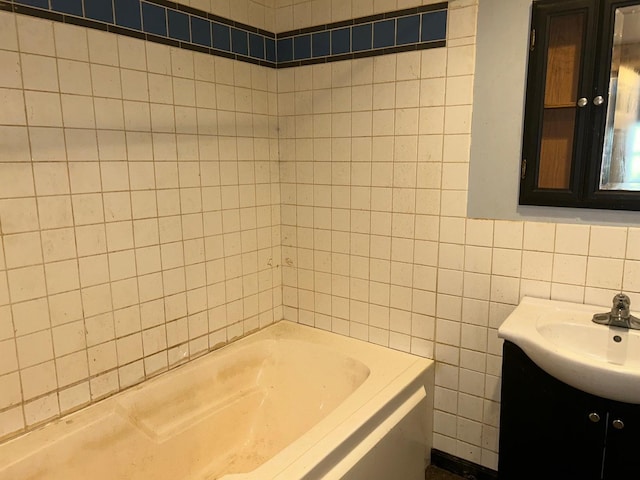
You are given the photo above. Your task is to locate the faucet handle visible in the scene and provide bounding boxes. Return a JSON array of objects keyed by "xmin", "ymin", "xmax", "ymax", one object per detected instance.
[{"xmin": 613, "ymin": 294, "xmax": 630, "ymax": 311}]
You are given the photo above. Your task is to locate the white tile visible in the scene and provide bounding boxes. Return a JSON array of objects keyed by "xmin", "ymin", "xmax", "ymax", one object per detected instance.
[
  {"xmin": 17, "ymin": 15, "xmax": 55, "ymax": 56},
  {"xmin": 21, "ymin": 53, "xmax": 59, "ymax": 91},
  {"xmin": 0, "ymin": 163, "xmax": 35, "ymax": 198},
  {"xmin": 0, "ymin": 372, "xmax": 21, "ymax": 410},
  {"xmin": 118, "ymin": 36, "xmax": 147, "ymax": 71},
  {"xmin": 489, "ymin": 275, "xmax": 520, "ymax": 304},
  {"xmin": 443, "ymin": 134, "xmax": 470, "ymax": 163},
  {"xmin": 0, "ymin": 126, "xmax": 30, "ymax": 162},
  {"xmin": 552, "ymin": 253, "xmax": 587, "ymax": 286},
  {"xmin": 584, "ymin": 287, "xmax": 621, "ymax": 308},
  {"xmin": 448, "ymin": 5, "xmax": 478, "ymax": 39},
  {"xmin": 58, "ymin": 382, "xmax": 90, "ymax": 413},
  {"xmin": 447, "ymin": 45, "xmax": 476, "ymax": 76},
  {"xmin": 521, "ymin": 251, "xmax": 553, "ymax": 281},
  {"xmin": 444, "ymin": 105, "xmax": 472, "ymax": 134},
  {"xmin": 463, "ymin": 272, "xmax": 490, "ymax": 300},
  {"xmin": 628, "ymin": 228, "xmax": 640, "ymax": 260},
  {"xmin": 24, "ymin": 393, "xmax": 59, "ymax": 427},
  {"xmin": 53, "ymin": 22, "xmax": 88, "ymax": 61},
  {"xmin": 492, "ymin": 248, "xmax": 522, "ymax": 277},
  {"xmin": 466, "ymin": 219, "xmax": 493, "ymax": 247},
  {"xmin": 586, "ymin": 257, "xmax": 624, "ymax": 290},
  {"xmin": 493, "ymin": 220, "xmax": 523, "ymax": 249},
  {"xmin": 3, "ymin": 232, "xmax": 42, "ymax": 269},
  {"xmin": 16, "ymin": 329, "xmax": 54, "ymax": 368},
  {"xmin": 624, "ymin": 261, "xmax": 640, "ymax": 292},
  {"xmin": 589, "ymin": 226, "xmax": 627, "ymax": 259},
  {"xmin": 0, "ymin": 51, "xmax": 21, "ymax": 89},
  {"xmin": 87, "ymin": 29, "xmax": 118, "ymax": 66},
  {"xmin": 24, "ymin": 91, "xmax": 63, "ymax": 127},
  {"xmin": 61, "ymin": 94, "xmax": 95, "ymax": 129},
  {"xmin": 421, "ymin": 48, "xmax": 447, "ymax": 79},
  {"xmin": 58, "ymin": 59, "xmax": 91, "ymax": 95},
  {"xmin": 551, "ymin": 283, "xmax": 584, "ymax": 304},
  {"xmin": 44, "ymin": 259, "xmax": 80, "ymax": 295},
  {"xmin": 29, "ymin": 127, "xmax": 66, "ymax": 161},
  {"xmin": 523, "ymin": 222, "xmax": 555, "ymax": 252},
  {"xmin": 21, "ymin": 361, "xmax": 57, "ymax": 399},
  {"xmin": 0, "ymin": 339, "xmax": 18, "ymax": 375},
  {"xmin": 91, "ymin": 64, "xmax": 122, "ymax": 98},
  {"xmin": 555, "ymin": 223, "xmax": 590, "ymax": 255},
  {"xmin": 0, "ymin": 11, "xmax": 19, "ymax": 52},
  {"xmin": 0, "ymin": 88, "xmax": 26, "ymax": 125}
]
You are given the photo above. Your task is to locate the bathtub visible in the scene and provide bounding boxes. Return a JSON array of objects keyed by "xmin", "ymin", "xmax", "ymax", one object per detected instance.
[{"xmin": 0, "ymin": 321, "xmax": 434, "ymax": 480}]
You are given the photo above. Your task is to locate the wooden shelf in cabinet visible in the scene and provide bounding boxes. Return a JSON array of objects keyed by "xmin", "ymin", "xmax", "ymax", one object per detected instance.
[{"xmin": 543, "ymin": 103, "xmax": 578, "ymax": 108}]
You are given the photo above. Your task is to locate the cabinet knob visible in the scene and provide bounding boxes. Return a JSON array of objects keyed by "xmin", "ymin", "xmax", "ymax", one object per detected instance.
[
  {"xmin": 588, "ymin": 412, "xmax": 601, "ymax": 423},
  {"xmin": 612, "ymin": 419, "xmax": 625, "ymax": 430},
  {"xmin": 593, "ymin": 95, "xmax": 605, "ymax": 106},
  {"xmin": 577, "ymin": 97, "xmax": 588, "ymax": 107}
]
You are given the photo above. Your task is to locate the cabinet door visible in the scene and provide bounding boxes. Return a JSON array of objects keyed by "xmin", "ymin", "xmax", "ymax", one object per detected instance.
[
  {"xmin": 586, "ymin": 0, "xmax": 640, "ymax": 209},
  {"xmin": 499, "ymin": 342, "xmax": 606, "ymax": 479},
  {"xmin": 602, "ymin": 402, "xmax": 640, "ymax": 478},
  {"xmin": 520, "ymin": 0, "xmax": 599, "ymax": 207}
]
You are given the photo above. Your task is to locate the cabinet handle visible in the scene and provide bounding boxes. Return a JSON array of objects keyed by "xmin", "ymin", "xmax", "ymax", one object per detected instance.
[
  {"xmin": 593, "ymin": 96, "xmax": 605, "ymax": 106},
  {"xmin": 577, "ymin": 97, "xmax": 588, "ymax": 107},
  {"xmin": 612, "ymin": 419, "xmax": 624, "ymax": 430},
  {"xmin": 588, "ymin": 412, "xmax": 601, "ymax": 423}
]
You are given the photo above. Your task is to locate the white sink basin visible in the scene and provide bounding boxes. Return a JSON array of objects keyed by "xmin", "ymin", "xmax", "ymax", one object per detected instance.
[{"xmin": 499, "ymin": 297, "xmax": 640, "ymax": 404}]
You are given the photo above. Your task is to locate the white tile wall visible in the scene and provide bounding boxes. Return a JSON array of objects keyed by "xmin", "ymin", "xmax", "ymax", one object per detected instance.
[
  {"xmin": 274, "ymin": 0, "xmax": 640, "ymax": 471},
  {"xmin": 0, "ymin": 11, "xmax": 282, "ymax": 441},
  {"xmin": 3, "ymin": 0, "xmax": 640, "ymax": 472}
]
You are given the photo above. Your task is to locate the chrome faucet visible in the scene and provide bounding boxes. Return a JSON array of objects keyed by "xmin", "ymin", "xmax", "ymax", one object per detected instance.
[{"xmin": 593, "ymin": 294, "xmax": 640, "ymax": 330}]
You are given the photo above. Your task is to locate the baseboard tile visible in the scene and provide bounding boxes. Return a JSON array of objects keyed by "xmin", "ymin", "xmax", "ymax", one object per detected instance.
[{"xmin": 430, "ymin": 449, "xmax": 498, "ymax": 480}]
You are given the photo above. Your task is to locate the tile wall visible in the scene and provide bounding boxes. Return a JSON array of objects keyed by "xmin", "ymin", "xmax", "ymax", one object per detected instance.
[
  {"xmin": 4, "ymin": 0, "xmax": 278, "ymax": 66},
  {"xmin": 0, "ymin": 7, "xmax": 282, "ymax": 440},
  {"xmin": 275, "ymin": 0, "xmax": 640, "ymax": 471},
  {"xmin": 3, "ymin": 0, "xmax": 640, "ymax": 473}
]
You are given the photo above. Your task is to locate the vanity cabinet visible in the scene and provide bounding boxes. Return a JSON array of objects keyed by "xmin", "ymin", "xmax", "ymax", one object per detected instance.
[
  {"xmin": 498, "ymin": 341, "xmax": 640, "ymax": 479},
  {"xmin": 520, "ymin": 0, "xmax": 640, "ymax": 210}
]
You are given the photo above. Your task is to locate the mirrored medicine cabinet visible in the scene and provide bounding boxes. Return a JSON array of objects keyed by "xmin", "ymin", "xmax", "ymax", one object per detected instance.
[{"xmin": 520, "ymin": 0, "xmax": 640, "ymax": 210}]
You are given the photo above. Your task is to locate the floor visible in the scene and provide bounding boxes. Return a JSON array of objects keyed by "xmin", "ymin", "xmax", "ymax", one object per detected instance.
[{"xmin": 425, "ymin": 465, "xmax": 466, "ymax": 480}]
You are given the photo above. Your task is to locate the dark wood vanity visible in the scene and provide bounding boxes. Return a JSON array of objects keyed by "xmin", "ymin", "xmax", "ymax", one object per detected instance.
[{"xmin": 499, "ymin": 341, "xmax": 640, "ymax": 479}]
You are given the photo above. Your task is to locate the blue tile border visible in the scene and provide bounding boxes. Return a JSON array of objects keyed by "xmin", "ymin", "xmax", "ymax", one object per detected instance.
[{"xmin": 1, "ymin": 0, "xmax": 447, "ymax": 68}]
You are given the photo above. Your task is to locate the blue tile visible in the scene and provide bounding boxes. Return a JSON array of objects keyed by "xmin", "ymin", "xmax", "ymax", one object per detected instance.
[
  {"xmin": 265, "ymin": 38, "xmax": 276, "ymax": 62},
  {"xmin": 373, "ymin": 19, "xmax": 395, "ymax": 49},
  {"xmin": 396, "ymin": 15, "xmax": 420, "ymax": 45},
  {"xmin": 212, "ymin": 23, "xmax": 231, "ymax": 51},
  {"xmin": 294, "ymin": 34, "xmax": 311, "ymax": 60},
  {"xmin": 312, "ymin": 31, "xmax": 330, "ymax": 57},
  {"xmin": 51, "ymin": 0, "xmax": 83, "ymax": 16},
  {"xmin": 84, "ymin": 0, "xmax": 113, "ymax": 23},
  {"xmin": 422, "ymin": 10, "xmax": 447, "ymax": 42},
  {"xmin": 352, "ymin": 23, "xmax": 372, "ymax": 52},
  {"xmin": 114, "ymin": 0, "xmax": 141, "ymax": 30},
  {"xmin": 249, "ymin": 33, "xmax": 265, "ymax": 59},
  {"xmin": 142, "ymin": 2, "xmax": 166, "ymax": 36},
  {"xmin": 191, "ymin": 16, "xmax": 211, "ymax": 47},
  {"xmin": 14, "ymin": 0, "xmax": 48, "ymax": 8},
  {"xmin": 168, "ymin": 10, "xmax": 190, "ymax": 41},
  {"xmin": 331, "ymin": 28, "xmax": 350, "ymax": 55},
  {"xmin": 231, "ymin": 28, "xmax": 248, "ymax": 56},
  {"xmin": 277, "ymin": 37, "xmax": 293, "ymax": 63}
]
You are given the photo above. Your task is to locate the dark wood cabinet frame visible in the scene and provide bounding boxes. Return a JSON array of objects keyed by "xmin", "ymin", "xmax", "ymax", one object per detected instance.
[{"xmin": 520, "ymin": 0, "xmax": 640, "ymax": 210}]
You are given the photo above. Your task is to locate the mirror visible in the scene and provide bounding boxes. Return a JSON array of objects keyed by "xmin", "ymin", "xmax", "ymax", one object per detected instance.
[{"xmin": 601, "ymin": 5, "xmax": 640, "ymax": 191}]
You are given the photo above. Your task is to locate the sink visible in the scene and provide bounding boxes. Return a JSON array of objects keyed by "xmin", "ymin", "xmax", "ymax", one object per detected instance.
[{"xmin": 499, "ymin": 297, "xmax": 640, "ymax": 404}]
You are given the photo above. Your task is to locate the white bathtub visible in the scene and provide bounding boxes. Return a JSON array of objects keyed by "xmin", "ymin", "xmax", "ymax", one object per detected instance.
[{"xmin": 0, "ymin": 321, "xmax": 434, "ymax": 480}]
